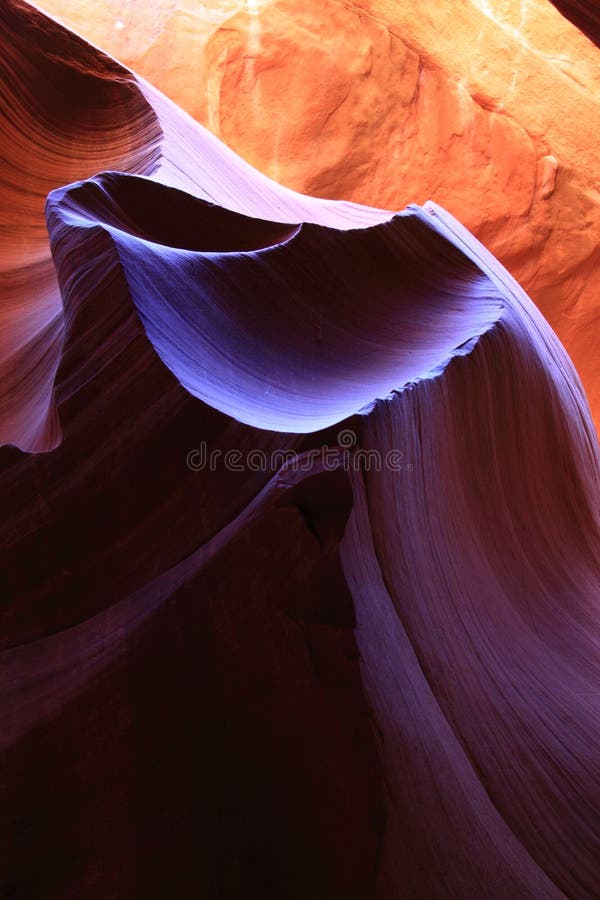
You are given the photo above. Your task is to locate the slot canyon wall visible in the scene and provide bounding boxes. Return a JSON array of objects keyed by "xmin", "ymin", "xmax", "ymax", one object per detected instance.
[{"xmin": 1, "ymin": 2, "xmax": 599, "ymax": 898}]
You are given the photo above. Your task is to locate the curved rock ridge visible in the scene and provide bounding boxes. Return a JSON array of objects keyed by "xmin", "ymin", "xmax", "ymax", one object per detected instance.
[
  {"xmin": 48, "ymin": 171, "xmax": 505, "ymax": 433},
  {"xmin": 34, "ymin": 0, "xmax": 600, "ymax": 429},
  {"xmin": 345, "ymin": 203, "xmax": 600, "ymax": 899},
  {"xmin": 1, "ymin": 2, "xmax": 600, "ymax": 899}
]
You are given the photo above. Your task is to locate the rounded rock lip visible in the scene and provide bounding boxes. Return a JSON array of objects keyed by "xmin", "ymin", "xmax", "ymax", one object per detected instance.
[{"xmin": 47, "ymin": 171, "xmax": 304, "ymax": 256}]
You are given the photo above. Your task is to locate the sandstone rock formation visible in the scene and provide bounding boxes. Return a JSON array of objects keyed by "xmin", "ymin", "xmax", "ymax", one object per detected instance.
[
  {"xmin": 35, "ymin": 0, "xmax": 600, "ymax": 428},
  {"xmin": 2, "ymin": 2, "xmax": 600, "ymax": 898}
]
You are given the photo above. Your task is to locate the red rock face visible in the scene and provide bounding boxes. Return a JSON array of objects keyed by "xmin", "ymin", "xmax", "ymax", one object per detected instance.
[{"xmin": 1, "ymin": 2, "xmax": 600, "ymax": 899}]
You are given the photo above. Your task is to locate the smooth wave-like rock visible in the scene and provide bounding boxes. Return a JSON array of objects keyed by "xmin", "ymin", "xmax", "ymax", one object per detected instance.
[
  {"xmin": 344, "ymin": 205, "xmax": 600, "ymax": 899},
  {"xmin": 35, "ymin": 0, "xmax": 600, "ymax": 429},
  {"xmin": 48, "ymin": 172, "xmax": 504, "ymax": 432},
  {"xmin": 1, "ymin": 2, "xmax": 600, "ymax": 899}
]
